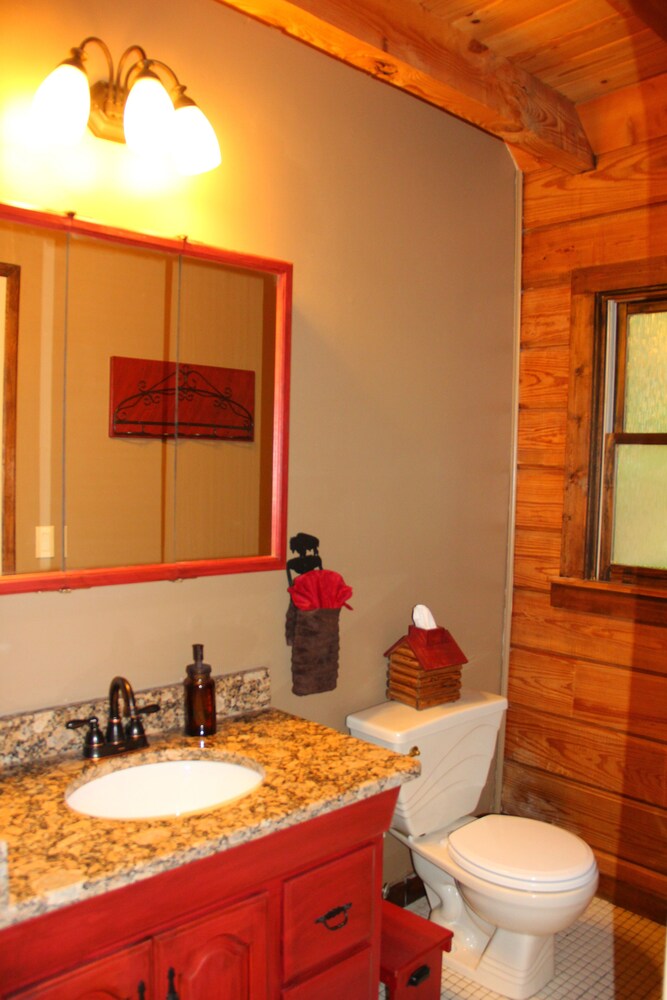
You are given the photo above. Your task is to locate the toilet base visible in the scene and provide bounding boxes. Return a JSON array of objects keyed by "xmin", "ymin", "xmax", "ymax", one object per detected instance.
[
  {"xmin": 406, "ymin": 817, "xmax": 597, "ymax": 1000},
  {"xmin": 441, "ymin": 925, "xmax": 554, "ymax": 1000}
]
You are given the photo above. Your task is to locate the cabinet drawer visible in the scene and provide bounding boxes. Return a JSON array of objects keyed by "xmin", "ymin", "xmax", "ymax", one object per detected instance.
[
  {"xmin": 281, "ymin": 946, "xmax": 374, "ymax": 1000},
  {"xmin": 282, "ymin": 844, "xmax": 375, "ymax": 982}
]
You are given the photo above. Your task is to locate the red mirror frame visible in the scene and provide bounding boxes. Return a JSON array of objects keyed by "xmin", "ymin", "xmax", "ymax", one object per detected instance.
[{"xmin": 0, "ymin": 203, "xmax": 291, "ymax": 594}]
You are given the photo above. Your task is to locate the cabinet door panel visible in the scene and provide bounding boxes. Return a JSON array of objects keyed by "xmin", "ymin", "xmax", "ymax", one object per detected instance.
[
  {"xmin": 282, "ymin": 845, "xmax": 375, "ymax": 982},
  {"xmin": 8, "ymin": 942, "xmax": 150, "ymax": 1000},
  {"xmin": 153, "ymin": 893, "xmax": 270, "ymax": 1000},
  {"xmin": 281, "ymin": 947, "xmax": 374, "ymax": 1000}
]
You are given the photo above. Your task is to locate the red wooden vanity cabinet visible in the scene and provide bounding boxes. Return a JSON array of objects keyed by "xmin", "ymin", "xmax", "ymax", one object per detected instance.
[
  {"xmin": 8, "ymin": 895, "xmax": 270, "ymax": 999},
  {"xmin": 0, "ymin": 791, "xmax": 397, "ymax": 1000}
]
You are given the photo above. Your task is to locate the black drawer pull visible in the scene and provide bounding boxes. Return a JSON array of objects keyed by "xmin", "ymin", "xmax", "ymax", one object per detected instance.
[
  {"xmin": 315, "ymin": 901, "xmax": 352, "ymax": 930},
  {"xmin": 408, "ymin": 964, "xmax": 431, "ymax": 987}
]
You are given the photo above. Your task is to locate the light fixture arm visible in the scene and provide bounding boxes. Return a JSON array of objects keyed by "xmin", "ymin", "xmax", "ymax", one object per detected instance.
[
  {"xmin": 84, "ymin": 41, "xmax": 151, "ymax": 143},
  {"xmin": 123, "ymin": 59, "xmax": 200, "ymax": 117},
  {"xmin": 77, "ymin": 36, "xmax": 115, "ymax": 86},
  {"xmin": 116, "ymin": 46, "xmax": 150, "ymax": 96},
  {"xmin": 128, "ymin": 58, "xmax": 181, "ymax": 97},
  {"xmin": 34, "ymin": 36, "xmax": 221, "ymax": 173}
]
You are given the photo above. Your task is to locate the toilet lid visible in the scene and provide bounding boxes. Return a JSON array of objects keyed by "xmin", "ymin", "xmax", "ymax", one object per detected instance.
[{"xmin": 448, "ymin": 815, "xmax": 597, "ymax": 892}]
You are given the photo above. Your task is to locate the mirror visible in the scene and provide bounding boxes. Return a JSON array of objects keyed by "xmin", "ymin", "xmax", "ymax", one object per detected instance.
[{"xmin": 0, "ymin": 203, "xmax": 291, "ymax": 594}]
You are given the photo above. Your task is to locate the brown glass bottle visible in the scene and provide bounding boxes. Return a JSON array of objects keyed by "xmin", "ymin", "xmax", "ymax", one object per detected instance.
[{"xmin": 184, "ymin": 644, "xmax": 217, "ymax": 737}]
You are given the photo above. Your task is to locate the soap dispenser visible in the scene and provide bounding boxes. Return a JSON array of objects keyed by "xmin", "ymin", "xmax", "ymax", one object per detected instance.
[{"xmin": 184, "ymin": 643, "xmax": 217, "ymax": 737}]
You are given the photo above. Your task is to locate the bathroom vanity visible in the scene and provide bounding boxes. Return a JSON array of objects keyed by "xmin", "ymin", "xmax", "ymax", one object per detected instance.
[{"xmin": 0, "ymin": 701, "xmax": 419, "ymax": 999}]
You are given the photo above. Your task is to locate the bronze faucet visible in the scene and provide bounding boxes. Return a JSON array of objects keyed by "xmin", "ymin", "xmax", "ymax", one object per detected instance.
[{"xmin": 66, "ymin": 676, "xmax": 159, "ymax": 759}]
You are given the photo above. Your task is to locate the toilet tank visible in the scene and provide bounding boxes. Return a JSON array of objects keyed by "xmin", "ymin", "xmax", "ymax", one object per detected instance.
[{"xmin": 346, "ymin": 690, "xmax": 507, "ymax": 838}]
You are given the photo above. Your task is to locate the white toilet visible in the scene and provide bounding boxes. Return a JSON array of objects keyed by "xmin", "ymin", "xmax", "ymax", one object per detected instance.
[{"xmin": 347, "ymin": 690, "xmax": 598, "ymax": 1000}]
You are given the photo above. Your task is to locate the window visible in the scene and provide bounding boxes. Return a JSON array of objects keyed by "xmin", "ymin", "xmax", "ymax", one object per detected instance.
[
  {"xmin": 596, "ymin": 294, "xmax": 667, "ymax": 584},
  {"xmin": 552, "ymin": 257, "xmax": 667, "ymax": 623}
]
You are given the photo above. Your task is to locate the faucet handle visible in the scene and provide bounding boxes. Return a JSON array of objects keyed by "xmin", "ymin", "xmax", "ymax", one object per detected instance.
[
  {"xmin": 137, "ymin": 703, "xmax": 160, "ymax": 717},
  {"xmin": 126, "ymin": 702, "xmax": 160, "ymax": 741},
  {"xmin": 66, "ymin": 716, "xmax": 106, "ymax": 758}
]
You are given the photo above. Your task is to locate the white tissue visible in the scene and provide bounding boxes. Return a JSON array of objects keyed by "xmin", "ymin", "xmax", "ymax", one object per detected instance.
[{"xmin": 412, "ymin": 604, "xmax": 437, "ymax": 629}]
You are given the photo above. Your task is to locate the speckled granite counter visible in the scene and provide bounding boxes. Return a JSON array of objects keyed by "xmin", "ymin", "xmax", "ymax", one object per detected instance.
[{"xmin": 0, "ymin": 706, "xmax": 419, "ymax": 931}]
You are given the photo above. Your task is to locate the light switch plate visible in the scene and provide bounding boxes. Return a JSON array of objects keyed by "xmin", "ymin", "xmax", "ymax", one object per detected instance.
[{"xmin": 35, "ymin": 525, "xmax": 55, "ymax": 559}]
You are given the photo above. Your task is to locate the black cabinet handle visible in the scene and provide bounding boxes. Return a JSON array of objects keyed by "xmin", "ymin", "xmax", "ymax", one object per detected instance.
[
  {"xmin": 408, "ymin": 963, "xmax": 431, "ymax": 987},
  {"xmin": 137, "ymin": 982, "xmax": 146, "ymax": 999},
  {"xmin": 166, "ymin": 967, "xmax": 180, "ymax": 999},
  {"xmin": 315, "ymin": 901, "xmax": 352, "ymax": 930}
]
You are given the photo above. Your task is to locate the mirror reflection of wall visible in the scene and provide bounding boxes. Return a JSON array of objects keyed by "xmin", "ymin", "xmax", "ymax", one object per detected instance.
[
  {"xmin": 173, "ymin": 256, "xmax": 276, "ymax": 563},
  {"xmin": 174, "ymin": 259, "xmax": 275, "ymax": 560},
  {"xmin": 0, "ymin": 209, "xmax": 290, "ymax": 589},
  {"xmin": 65, "ymin": 237, "xmax": 169, "ymax": 570},
  {"xmin": 0, "ymin": 223, "xmax": 67, "ymax": 577}
]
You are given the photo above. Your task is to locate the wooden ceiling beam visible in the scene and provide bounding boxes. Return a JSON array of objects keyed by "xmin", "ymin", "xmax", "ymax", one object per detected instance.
[{"xmin": 214, "ymin": 0, "xmax": 595, "ymax": 173}]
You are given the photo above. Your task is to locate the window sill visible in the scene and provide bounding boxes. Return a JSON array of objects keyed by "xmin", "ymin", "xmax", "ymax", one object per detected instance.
[{"xmin": 550, "ymin": 577, "xmax": 667, "ymax": 627}]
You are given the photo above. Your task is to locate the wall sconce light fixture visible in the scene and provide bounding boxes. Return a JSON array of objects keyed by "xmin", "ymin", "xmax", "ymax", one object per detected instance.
[{"xmin": 32, "ymin": 36, "xmax": 221, "ymax": 175}]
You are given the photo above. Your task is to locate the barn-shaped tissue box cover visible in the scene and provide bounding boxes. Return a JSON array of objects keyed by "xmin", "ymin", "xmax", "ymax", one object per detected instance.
[{"xmin": 385, "ymin": 606, "xmax": 468, "ymax": 710}]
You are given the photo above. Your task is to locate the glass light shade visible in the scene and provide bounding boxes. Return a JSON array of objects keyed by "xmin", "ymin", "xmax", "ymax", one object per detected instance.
[
  {"xmin": 32, "ymin": 62, "xmax": 91, "ymax": 145},
  {"xmin": 170, "ymin": 103, "xmax": 221, "ymax": 175},
  {"xmin": 123, "ymin": 72, "xmax": 174, "ymax": 155}
]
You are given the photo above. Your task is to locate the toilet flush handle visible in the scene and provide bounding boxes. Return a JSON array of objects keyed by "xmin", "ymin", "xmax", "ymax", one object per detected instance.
[{"xmin": 407, "ymin": 746, "xmax": 420, "ymax": 757}]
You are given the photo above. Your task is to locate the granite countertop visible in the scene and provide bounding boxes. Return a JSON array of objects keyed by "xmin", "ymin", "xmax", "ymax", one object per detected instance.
[{"xmin": 0, "ymin": 708, "xmax": 419, "ymax": 931}]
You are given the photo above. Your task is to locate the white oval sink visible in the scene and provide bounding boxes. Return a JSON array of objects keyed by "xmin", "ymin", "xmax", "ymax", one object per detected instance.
[{"xmin": 66, "ymin": 759, "xmax": 263, "ymax": 820}]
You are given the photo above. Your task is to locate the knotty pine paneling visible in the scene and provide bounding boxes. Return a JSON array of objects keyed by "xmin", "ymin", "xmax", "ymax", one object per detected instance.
[
  {"xmin": 523, "ymin": 134, "xmax": 667, "ymax": 230},
  {"xmin": 450, "ymin": 3, "xmax": 647, "ymax": 68},
  {"xmin": 596, "ymin": 854, "xmax": 667, "ymax": 921},
  {"xmin": 518, "ymin": 345, "xmax": 569, "ymax": 408},
  {"xmin": 512, "ymin": 527, "xmax": 560, "ymax": 590},
  {"xmin": 502, "ymin": 761, "xmax": 667, "ymax": 882},
  {"xmin": 514, "ymin": 467, "xmax": 564, "ymax": 531},
  {"xmin": 511, "ymin": 589, "xmax": 667, "ymax": 675},
  {"xmin": 508, "ymin": 646, "xmax": 667, "ymax": 741},
  {"xmin": 522, "ymin": 201, "xmax": 667, "ymax": 287},
  {"xmin": 578, "ymin": 74, "xmax": 667, "ymax": 156},
  {"xmin": 507, "ymin": 647, "xmax": 575, "ymax": 715},
  {"xmin": 535, "ymin": 28, "xmax": 667, "ymax": 104},
  {"xmin": 573, "ymin": 663, "xmax": 667, "ymax": 743},
  {"xmin": 516, "ymin": 408, "xmax": 566, "ymax": 466},
  {"xmin": 506, "ymin": 75, "xmax": 667, "ymax": 918},
  {"xmin": 505, "ymin": 704, "xmax": 666, "ymax": 808},
  {"xmin": 520, "ymin": 285, "xmax": 570, "ymax": 348}
]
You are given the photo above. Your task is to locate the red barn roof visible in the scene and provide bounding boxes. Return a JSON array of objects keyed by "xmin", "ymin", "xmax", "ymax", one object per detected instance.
[{"xmin": 384, "ymin": 625, "xmax": 468, "ymax": 672}]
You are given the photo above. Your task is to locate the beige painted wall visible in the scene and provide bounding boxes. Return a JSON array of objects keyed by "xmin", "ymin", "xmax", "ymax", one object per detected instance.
[{"xmin": 0, "ymin": 0, "xmax": 516, "ymax": 831}]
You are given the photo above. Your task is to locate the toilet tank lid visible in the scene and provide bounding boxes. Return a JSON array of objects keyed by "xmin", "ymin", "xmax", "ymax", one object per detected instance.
[{"xmin": 346, "ymin": 690, "xmax": 507, "ymax": 742}]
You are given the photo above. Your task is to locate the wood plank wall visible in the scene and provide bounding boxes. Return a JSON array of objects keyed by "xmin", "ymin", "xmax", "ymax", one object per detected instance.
[{"xmin": 503, "ymin": 72, "xmax": 667, "ymax": 922}]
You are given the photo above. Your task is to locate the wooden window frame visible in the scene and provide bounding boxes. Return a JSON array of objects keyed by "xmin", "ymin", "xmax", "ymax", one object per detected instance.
[
  {"xmin": 598, "ymin": 297, "xmax": 667, "ymax": 583},
  {"xmin": 550, "ymin": 256, "xmax": 667, "ymax": 625}
]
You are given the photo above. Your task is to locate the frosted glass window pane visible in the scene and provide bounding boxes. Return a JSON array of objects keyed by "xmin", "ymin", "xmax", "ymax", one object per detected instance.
[
  {"xmin": 624, "ymin": 311, "xmax": 667, "ymax": 432},
  {"xmin": 612, "ymin": 445, "xmax": 667, "ymax": 569}
]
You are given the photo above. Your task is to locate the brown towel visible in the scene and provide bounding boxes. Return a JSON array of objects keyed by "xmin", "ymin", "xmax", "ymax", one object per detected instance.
[{"xmin": 287, "ymin": 606, "xmax": 341, "ymax": 695}]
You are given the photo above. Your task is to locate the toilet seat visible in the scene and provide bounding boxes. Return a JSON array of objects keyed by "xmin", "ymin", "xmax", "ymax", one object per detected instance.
[{"xmin": 447, "ymin": 815, "xmax": 597, "ymax": 893}]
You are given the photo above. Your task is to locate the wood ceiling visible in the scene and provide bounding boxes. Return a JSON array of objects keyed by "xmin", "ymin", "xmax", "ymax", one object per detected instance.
[{"xmin": 216, "ymin": 0, "xmax": 667, "ymax": 173}]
